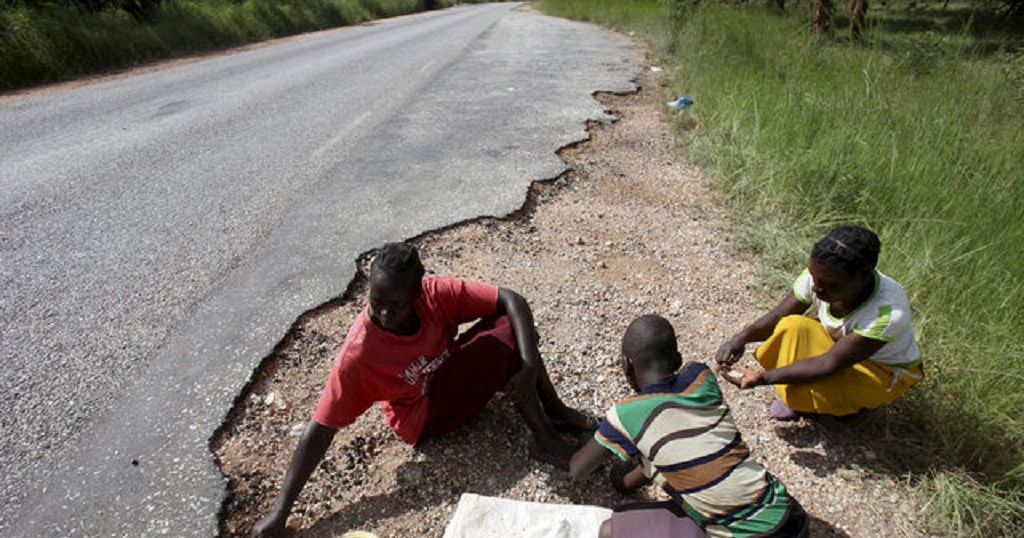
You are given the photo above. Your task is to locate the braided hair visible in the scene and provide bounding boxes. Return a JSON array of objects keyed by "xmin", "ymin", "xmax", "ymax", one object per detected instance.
[
  {"xmin": 811, "ymin": 226, "xmax": 880, "ymax": 275},
  {"xmin": 370, "ymin": 242, "xmax": 425, "ymax": 280}
]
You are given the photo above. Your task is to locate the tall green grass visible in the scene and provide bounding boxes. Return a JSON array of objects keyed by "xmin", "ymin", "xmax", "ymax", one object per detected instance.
[
  {"xmin": 0, "ymin": 0, "xmax": 457, "ymax": 91},
  {"xmin": 539, "ymin": 1, "xmax": 1023, "ymax": 536},
  {"xmin": 536, "ymin": 0, "xmax": 676, "ymax": 54}
]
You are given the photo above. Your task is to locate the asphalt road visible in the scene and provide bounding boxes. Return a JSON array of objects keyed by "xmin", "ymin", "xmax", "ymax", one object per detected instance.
[{"xmin": 0, "ymin": 3, "xmax": 639, "ymax": 536}]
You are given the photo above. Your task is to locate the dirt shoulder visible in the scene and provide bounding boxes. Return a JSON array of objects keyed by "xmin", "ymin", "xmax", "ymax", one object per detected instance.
[{"xmin": 213, "ymin": 65, "xmax": 933, "ymax": 538}]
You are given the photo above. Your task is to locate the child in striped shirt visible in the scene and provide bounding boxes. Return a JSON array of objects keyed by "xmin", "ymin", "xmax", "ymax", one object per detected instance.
[{"xmin": 569, "ymin": 315, "xmax": 810, "ymax": 538}]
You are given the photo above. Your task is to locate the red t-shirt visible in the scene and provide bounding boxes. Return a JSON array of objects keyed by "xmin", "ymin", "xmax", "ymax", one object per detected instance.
[{"xmin": 313, "ymin": 275, "xmax": 500, "ymax": 444}]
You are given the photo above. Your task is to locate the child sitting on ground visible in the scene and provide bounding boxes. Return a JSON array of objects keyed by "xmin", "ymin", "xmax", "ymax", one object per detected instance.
[
  {"xmin": 252, "ymin": 242, "xmax": 592, "ymax": 537},
  {"xmin": 569, "ymin": 314, "xmax": 810, "ymax": 538}
]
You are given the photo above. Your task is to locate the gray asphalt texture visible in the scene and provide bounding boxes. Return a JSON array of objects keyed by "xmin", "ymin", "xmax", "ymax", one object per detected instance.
[{"xmin": 0, "ymin": 3, "xmax": 640, "ymax": 536}]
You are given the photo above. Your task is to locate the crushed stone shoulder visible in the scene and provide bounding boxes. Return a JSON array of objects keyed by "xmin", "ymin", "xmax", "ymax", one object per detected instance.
[{"xmin": 214, "ymin": 66, "xmax": 934, "ymax": 538}]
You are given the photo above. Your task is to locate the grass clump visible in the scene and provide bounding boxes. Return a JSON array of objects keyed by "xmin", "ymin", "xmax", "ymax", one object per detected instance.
[
  {"xmin": 538, "ymin": 1, "xmax": 1023, "ymax": 536},
  {"xmin": 536, "ymin": 0, "xmax": 676, "ymax": 54}
]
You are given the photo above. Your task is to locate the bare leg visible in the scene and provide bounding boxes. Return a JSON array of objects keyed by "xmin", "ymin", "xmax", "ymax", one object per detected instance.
[
  {"xmin": 599, "ymin": 518, "xmax": 613, "ymax": 538},
  {"xmin": 509, "ymin": 381, "xmax": 575, "ymax": 469},
  {"xmin": 535, "ymin": 357, "xmax": 597, "ymax": 431}
]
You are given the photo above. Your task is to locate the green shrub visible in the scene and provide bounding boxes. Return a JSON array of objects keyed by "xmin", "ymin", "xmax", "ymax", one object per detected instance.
[{"xmin": 0, "ymin": 0, "xmax": 445, "ymax": 90}]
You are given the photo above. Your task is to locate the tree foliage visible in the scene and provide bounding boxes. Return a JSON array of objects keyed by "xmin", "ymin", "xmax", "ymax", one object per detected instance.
[
  {"xmin": 1002, "ymin": 0, "xmax": 1024, "ymax": 18},
  {"xmin": 1, "ymin": 0, "xmax": 162, "ymax": 21}
]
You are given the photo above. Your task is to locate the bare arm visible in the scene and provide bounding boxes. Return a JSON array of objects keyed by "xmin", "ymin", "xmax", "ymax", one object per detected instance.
[
  {"xmin": 495, "ymin": 288, "xmax": 543, "ymax": 398},
  {"xmin": 569, "ymin": 437, "xmax": 609, "ymax": 480},
  {"xmin": 496, "ymin": 288, "xmax": 541, "ymax": 369},
  {"xmin": 251, "ymin": 421, "xmax": 338, "ymax": 538},
  {"xmin": 731, "ymin": 333, "xmax": 886, "ymax": 388},
  {"xmin": 715, "ymin": 292, "xmax": 808, "ymax": 365},
  {"xmin": 611, "ymin": 464, "xmax": 650, "ymax": 494},
  {"xmin": 570, "ymin": 438, "xmax": 650, "ymax": 493},
  {"xmin": 761, "ymin": 333, "xmax": 885, "ymax": 385}
]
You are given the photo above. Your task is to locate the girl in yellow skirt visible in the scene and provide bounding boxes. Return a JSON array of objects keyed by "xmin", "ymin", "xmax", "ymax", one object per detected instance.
[{"xmin": 716, "ymin": 225, "xmax": 923, "ymax": 420}]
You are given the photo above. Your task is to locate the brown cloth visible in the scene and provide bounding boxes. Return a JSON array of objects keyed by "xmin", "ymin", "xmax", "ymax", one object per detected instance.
[{"xmin": 609, "ymin": 502, "xmax": 706, "ymax": 538}]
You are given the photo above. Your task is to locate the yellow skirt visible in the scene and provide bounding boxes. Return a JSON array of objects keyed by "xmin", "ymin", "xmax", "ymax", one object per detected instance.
[{"xmin": 755, "ymin": 315, "xmax": 922, "ymax": 416}]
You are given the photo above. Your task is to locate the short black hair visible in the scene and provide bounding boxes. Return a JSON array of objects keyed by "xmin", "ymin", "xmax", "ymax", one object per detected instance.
[
  {"xmin": 370, "ymin": 242, "xmax": 425, "ymax": 280},
  {"xmin": 811, "ymin": 225, "xmax": 880, "ymax": 275},
  {"xmin": 622, "ymin": 314, "xmax": 682, "ymax": 372}
]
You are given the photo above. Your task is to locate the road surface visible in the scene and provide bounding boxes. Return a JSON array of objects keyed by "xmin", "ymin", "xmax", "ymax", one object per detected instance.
[{"xmin": 0, "ymin": 3, "xmax": 639, "ymax": 535}]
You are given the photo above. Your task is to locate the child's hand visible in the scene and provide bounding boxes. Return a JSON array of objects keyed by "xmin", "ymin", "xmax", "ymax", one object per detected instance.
[
  {"xmin": 251, "ymin": 510, "xmax": 287, "ymax": 537},
  {"xmin": 736, "ymin": 367, "xmax": 763, "ymax": 389},
  {"xmin": 715, "ymin": 335, "xmax": 746, "ymax": 366},
  {"xmin": 717, "ymin": 366, "xmax": 762, "ymax": 389},
  {"xmin": 609, "ymin": 461, "xmax": 648, "ymax": 493},
  {"xmin": 718, "ymin": 367, "xmax": 745, "ymax": 386}
]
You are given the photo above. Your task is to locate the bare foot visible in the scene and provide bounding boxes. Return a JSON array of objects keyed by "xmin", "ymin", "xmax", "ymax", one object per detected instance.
[
  {"xmin": 530, "ymin": 437, "xmax": 576, "ymax": 470},
  {"xmin": 546, "ymin": 407, "xmax": 600, "ymax": 433}
]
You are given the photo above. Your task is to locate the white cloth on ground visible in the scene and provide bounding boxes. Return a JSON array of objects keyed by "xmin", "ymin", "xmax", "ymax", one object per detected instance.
[{"xmin": 442, "ymin": 493, "xmax": 611, "ymax": 538}]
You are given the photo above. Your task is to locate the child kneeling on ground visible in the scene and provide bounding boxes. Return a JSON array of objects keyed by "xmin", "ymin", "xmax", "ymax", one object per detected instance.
[{"xmin": 569, "ymin": 315, "xmax": 810, "ymax": 538}]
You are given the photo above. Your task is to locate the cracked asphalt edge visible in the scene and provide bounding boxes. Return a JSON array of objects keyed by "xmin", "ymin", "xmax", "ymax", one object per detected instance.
[{"xmin": 208, "ymin": 83, "xmax": 642, "ymax": 536}]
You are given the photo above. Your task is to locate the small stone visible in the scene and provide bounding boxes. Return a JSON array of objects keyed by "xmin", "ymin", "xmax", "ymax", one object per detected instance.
[{"xmin": 399, "ymin": 464, "xmax": 424, "ymax": 483}]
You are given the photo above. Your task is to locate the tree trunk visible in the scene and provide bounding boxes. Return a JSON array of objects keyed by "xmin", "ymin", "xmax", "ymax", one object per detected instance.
[
  {"xmin": 812, "ymin": 0, "xmax": 832, "ymax": 34},
  {"xmin": 848, "ymin": 0, "xmax": 869, "ymax": 39}
]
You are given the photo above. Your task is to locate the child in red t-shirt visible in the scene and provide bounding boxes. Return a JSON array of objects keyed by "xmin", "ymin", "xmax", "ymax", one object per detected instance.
[{"xmin": 253, "ymin": 242, "xmax": 595, "ymax": 538}]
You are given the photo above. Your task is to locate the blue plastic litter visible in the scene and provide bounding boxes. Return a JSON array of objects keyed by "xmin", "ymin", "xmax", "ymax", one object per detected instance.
[{"xmin": 666, "ymin": 96, "xmax": 694, "ymax": 110}]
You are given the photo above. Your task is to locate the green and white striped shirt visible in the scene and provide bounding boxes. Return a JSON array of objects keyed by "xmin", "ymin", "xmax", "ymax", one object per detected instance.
[{"xmin": 596, "ymin": 363, "xmax": 798, "ymax": 538}]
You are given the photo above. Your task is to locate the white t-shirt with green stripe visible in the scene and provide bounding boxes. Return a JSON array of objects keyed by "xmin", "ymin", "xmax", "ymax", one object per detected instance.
[{"xmin": 793, "ymin": 269, "xmax": 921, "ymax": 367}]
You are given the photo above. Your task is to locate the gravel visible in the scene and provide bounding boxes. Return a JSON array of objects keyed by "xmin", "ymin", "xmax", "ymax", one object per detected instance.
[{"xmin": 214, "ymin": 64, "xmax": 937, "ymax": 538}]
